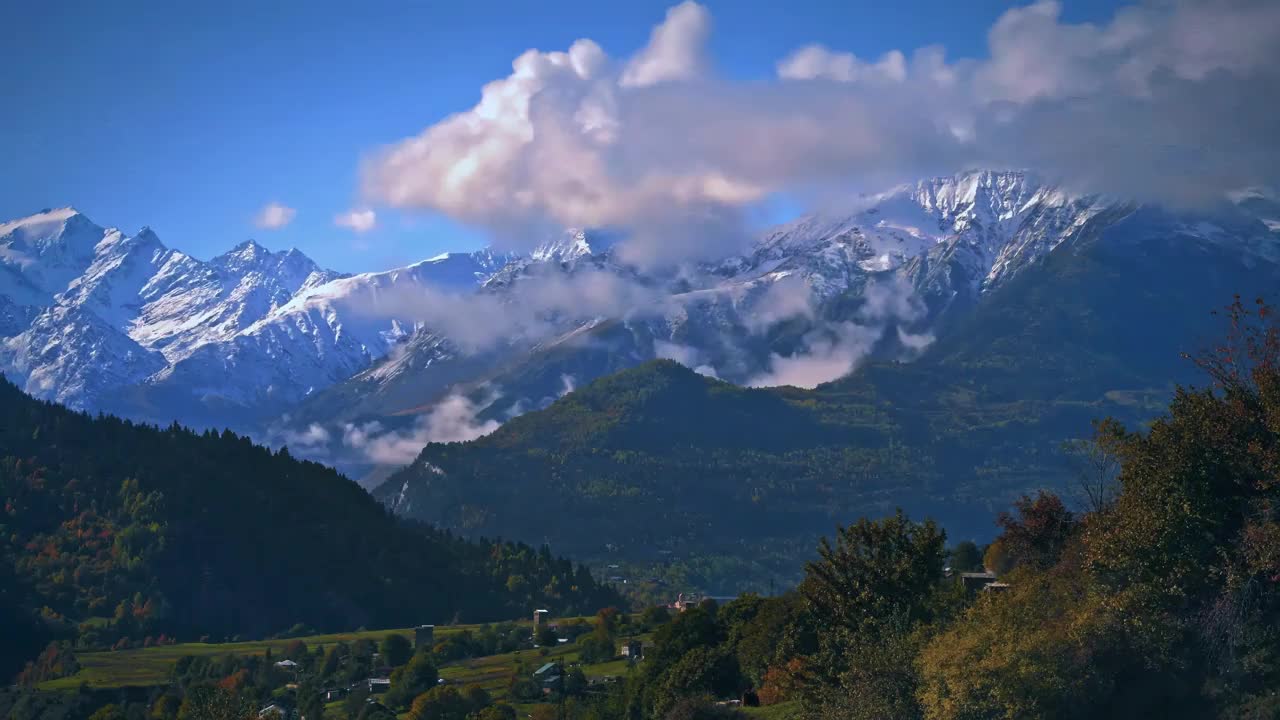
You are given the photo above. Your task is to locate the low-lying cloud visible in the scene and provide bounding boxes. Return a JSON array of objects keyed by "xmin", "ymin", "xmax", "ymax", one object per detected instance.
[
  {"xmin": 342, "ymin": 391, "xmax": 501, "ymax": 466},
  {"xmin": 748, "ymin": 276, "xmax": 931, "ymax": 388},
  {"xmin": 361, "ymin": 0, "xmax": 1280, "ymax": 262},
  {"xmin": 345, "ymin": 266, "xmax": 671, "ymax": 352}
]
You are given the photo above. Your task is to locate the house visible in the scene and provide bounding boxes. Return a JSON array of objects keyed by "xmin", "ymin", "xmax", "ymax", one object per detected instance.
[
  {"xmin": 960, "ymin": 571, "xmax": 999, "ymax": 593},
  {"xmin": 274, "ymin": 659, "xmax": 300, "ymax": 671},
  {"xmin": 671, "ymin": 593, "xmax": 699, "ymax": 612},
  {"xmin": 415, "ymin": 624, "xmax": 435, "ymax": 650},
  {"xmin": 533, "ymin": 609, "xmax": 550, "ymax": 630},
  {"xmin": 984, "ymin": 581, "xmax": 1012, "ymax": 593},
  {"xmin": 366, "ymin": 677, "xmax": 391, "ymax": 694},
  {"xmin": 620, "ymin": 640, "xmax": 643, "ymax": 659},
  {"xmin": 533, "ymin": 662, "xmax": 558, "ymax": 679},
  {"xmin": 323, "ymin": 688, "xmax": 349, "ymax": 702}
]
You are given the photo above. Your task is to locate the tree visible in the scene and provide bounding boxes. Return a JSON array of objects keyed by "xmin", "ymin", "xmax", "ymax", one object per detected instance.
[
  {"xmin": 947, "ymin": 542, "xmax": 982, "ymax": 573},
  {"xmin": 381, "ymin": 634, "xmax": 413, "ymax": 668},
  {"xmin": 176, "ymin": 686, "xmax": 254, "ymax": 720},
  {"xmin": 406, "ymin": 686, "xmax": 474, "ymax": 720},
  {"xmin": 472, "ymin": 706, "xmax": 517, "ymax": 720},
  {"xmin": 536, "ymin": 627, "xmax": 559, "ymax": 648},
  {"xmin": 993, "ymin": 492, "xmax": 1076, "ymax": 573},
  {"xmin": 386, "ymin": 653, "xmax": 439, "ymax": 710},
  {"xmin": 1062, "ymin": 418, "xmax": 1124, "ymax": 513},
  {"xmin": 652, "ymin": 646, "xmax": 743, "ymax": 718},
  {"xmin": 802, "ymin": 511, "xmax": 945, "ymax": 635},
  {"xmin": 642, "ymin": 605, "xmax": 672, "ymax": 628},
  {"xmin": 88, "ymin": 705, "xmax": 126, "ymax": 720},
  {"xmin": 799, "ymin": 510, "xmax": 945, "ymax": 720}
]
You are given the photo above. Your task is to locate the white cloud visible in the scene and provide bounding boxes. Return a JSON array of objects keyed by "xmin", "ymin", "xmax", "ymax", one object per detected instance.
[
  {"xmin": 559, "ymin": 373, "xmax": 577, "ymax": 396},
  {"xmin": 620, "ymin": 1, "xmax": 711, "ymax": 88},
  {"xmin": 777, "ymin": 45, "xmax": 907, "ymax": 84},
  {"xmin": 342, "ymin": 391, "xmax": 501, "ymax": 465},
  {"xmin": 344, "ymin": 266, "xmax": 670, "ymax": 352},
  {"xmin": 254, "ymin": 202, "xmax": 296, "ymax": 230},
  {"xmin": 747, "ymin": 276, "xmax": 932, "ymax": 388},
  {"xmin": 655, "ymin": 339, "xmax": 721, "ymax": 378},
  {"xmin": 748, "ymin": 322, "xmax": 883, "ymax": 389},
  {"xmin": 363, "ymin": 0, "xmax": 1280, "ymax": 261},
  {"xmin": 335, "ymin": 208, "xmax": 377, "ymax": 233}
]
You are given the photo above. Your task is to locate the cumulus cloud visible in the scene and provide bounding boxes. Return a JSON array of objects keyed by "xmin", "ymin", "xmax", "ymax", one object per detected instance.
[
  {"xmin": 362, "ymin": 0, "xmax": 1280, "ymax": 260},
  {"xmin": 777, "ymin": 45, "xmax": 907, "ymax": 84},
  {"xmin": 335, "ymin": 208, "xmax": 378, "ymax": 233},
  {"xmin": 342, "ymin": 391, "xmax": 501, "ymax": 465},
  {"xmin": 254, "ymin": 202, "xmax": 296, "ymax": 229},
  {"xmin": 620, "ymin": 1, "xmax": 712, "ymax": 88}
]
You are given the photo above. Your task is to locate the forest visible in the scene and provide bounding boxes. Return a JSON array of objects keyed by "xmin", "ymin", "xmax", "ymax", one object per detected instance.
[
  {"xmin": 6, "ymin": 298, "xmax": 1280, "ymax": 719},
  {"xmin": 0, "ymin": 378, "xmax": 619, "ymax": 684},
  {"xmin": 378, "ymin": 235, "xmax": 1274, "ymax": 590}
]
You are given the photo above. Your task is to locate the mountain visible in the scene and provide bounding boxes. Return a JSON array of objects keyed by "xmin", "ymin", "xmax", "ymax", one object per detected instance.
[
  {"xmin": 372, "ymin": 202, "xmax": 1280, "ymax": 591},
  {"xmin": 273, "ymin": 171, "xmax": 1164, "ymax": 476},
  {"xmin": 6, "ymin": 170, "xmax": 1276, "ymax": 481},
  {"xmin": 0, "ymin": 376, "xmax": 619, "ymax": 682},
  {"xmin": 0, "ymin": 208, "xmax": 515, "ymax": 429}
]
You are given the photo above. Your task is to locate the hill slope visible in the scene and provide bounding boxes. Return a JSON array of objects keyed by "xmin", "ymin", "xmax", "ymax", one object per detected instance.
[
  {"xmin": 374, "ymin": 217, "xmax": 1280, "ymax": 588},
  {"xmin": 0, "ymin": 378, "xmax": 618, "ymax": 681}
]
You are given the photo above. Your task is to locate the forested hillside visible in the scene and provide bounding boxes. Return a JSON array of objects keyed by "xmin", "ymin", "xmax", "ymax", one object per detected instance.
[
  {"xmin": 378, "ymin": 228, "xmax": 1280, "ymax": 591},
  {"xmin": 0, "ymin": 379, "xmax": 619, "ymax": 682},
  {"xmin": 62, "ymin": 301, "xmax": 1273, "ymax": 720}
]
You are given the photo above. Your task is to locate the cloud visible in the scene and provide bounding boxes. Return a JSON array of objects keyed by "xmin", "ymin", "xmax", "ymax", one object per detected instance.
[
  {"xmin": 654, "ymin": 339, "xmax": 719, "ymax": 378},
  {"xmin": 342, "ymin": 391, "xmax": 501, "ymax": 465},
  {"xmin": 335, "ymin": 208, "xmax": 377, "ymax": 233},
  {"xmin": 254, "ymin": 202, "xmax": 296, "ymax": 230},
  {"xmin": 747, "ymin": 276, "xmax": 931, "ymax": 388},
  {"xmin": 344, "ymin": 266, "xmax": 671, "ymax": 352},
  {"xmin": 742, "ymin": 274, "xmax": 815, "ymax": 332},
  {"xmin": 620, "ymin": 1, "xmax": 711, "ymax": 88},
  {"xmin": 777, "ymin": 45, "xmax": 907, "ymax": 84},
  {"xmin": 748, "ymin": 322, "xmax": 883, "ymax": 389},
  {"xmin": 559, "ymin": 373, "xmax": 577, "ymax": 396},
  {"xmin": 363, "ymin": 0, "xmax": 1280, "ymax": 260}
]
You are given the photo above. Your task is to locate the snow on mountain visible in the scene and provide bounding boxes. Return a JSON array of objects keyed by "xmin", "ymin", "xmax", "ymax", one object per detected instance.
[
  {"xmin": 0, "ymin": 208, "xmax": 513, "ymax": 423},
  {"xmin": 7, "ymin": 169, "xmax": 1275, "ymax": 462}
]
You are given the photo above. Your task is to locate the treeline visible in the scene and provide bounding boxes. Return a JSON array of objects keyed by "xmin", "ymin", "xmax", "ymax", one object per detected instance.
[
  {"xmin": 0, "ymin": 377, "xmax": 619, "ymax": 682},
  {"xmin": 591, "ymin": 298, "xmax": 1280, "ymax": 719},
  {"xmin": 423, "ymin": 297, "xmax": 1280, "ymax": 719}
]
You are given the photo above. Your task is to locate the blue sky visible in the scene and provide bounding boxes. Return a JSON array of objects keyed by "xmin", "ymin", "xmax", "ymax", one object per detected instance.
[{"xmin": 2, "ymin": 1, "xmax": 1121, "ymax": 272}]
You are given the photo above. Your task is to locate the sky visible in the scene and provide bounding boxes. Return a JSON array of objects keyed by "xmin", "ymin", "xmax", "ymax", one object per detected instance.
[
  {"xmin": 0, "ymin": 0, "xmax": 1128, "ymax": 273},
  {"xmin": 3, "ymin": 0, "xmax": 1275, "ymax": 273}
]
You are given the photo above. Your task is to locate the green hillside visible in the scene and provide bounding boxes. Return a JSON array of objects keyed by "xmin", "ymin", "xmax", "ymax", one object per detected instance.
[
  {"xmin": 375, "ymin": 227, "xmax": 1280, "ymax": 590},
  {"xmin": 0, "ymin": 379, "xmax": 619, "ymax": 682}
]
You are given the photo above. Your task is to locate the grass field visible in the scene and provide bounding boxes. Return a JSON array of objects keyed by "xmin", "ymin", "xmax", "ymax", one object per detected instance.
[{"xmin": 39, "ymin": 618, "xmax": 602, "ymax": 691}]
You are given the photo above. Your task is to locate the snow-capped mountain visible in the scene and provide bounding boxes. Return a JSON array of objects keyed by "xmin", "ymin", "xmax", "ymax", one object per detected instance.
[
  {"xmin": 6, "ymin": 170, "xmax": 1275, "ymax": 476},
  {"xmin": 278, "ymin": 170, "xmax": 1280, "ymax": 473},
  {"xmin": 0, "ymin": 207, "xmax": 513, "ymax": 422}
]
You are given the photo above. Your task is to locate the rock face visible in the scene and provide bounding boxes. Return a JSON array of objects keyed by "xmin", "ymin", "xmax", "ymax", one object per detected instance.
[{"xmin": 4, "ymin": 170, "xmax": 1276, "ymax": 477}]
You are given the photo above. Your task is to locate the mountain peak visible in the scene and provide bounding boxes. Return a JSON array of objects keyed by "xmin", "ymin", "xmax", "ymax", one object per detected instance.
[
  {"xmin": 230, "ymin": 238, "xmax": 267, "ymax": 255},
  {"xmin": 532, "ymin": 228, "xmax": 613, "ymax": 263},
  {"xmin": 0, "ymin": 207, "xmax": 97, "ymax": 241}
]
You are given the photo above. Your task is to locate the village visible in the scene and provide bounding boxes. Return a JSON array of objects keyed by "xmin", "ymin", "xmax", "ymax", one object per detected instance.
[{"xmin": 203, "ymin": 606, "xmax": 662, "ymax": 720}]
